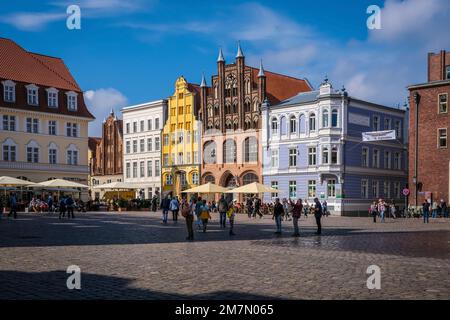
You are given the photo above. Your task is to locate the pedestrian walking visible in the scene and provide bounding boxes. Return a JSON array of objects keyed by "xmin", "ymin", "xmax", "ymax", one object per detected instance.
[
  {"xmin": 170, "ymin": 196, "xmax": 180, "ymax": 222},
  {"xmin": 292, "ymin": 199, "xmax": 303, "ymax": 237},
  {"xmin": 377, "ymin": 199, "xmax": 386, "ymax": 223},
  {"xmin": 7, "ymin": 192, "xmax": 17, "ymax": 219},
  {"xmin": 246, "ymin": 197, "xmax": 253, "ymax": 219},
  {"xmin": 390, "ymin": 203, "xmax": 397, "ymax": 219},
  {"xmin": 313, "ymin": 197, "xmax": 323, "ymax": 235},
  {"xmin": 370, "ymin": 201, "xmax": 377, "ymax": 223},
  {"xmin": 431, "ymin": 200, "xmax": 438, "ymax": 219},
  {"xmin": 59, "ymin": 196, "xmax": 66, "ymax": 219},
  {"xmin": 253, "ymin": 196, "xmax": 263, "ymax": 219},
  {"xmin": 423, "ymin": 200, "xmax": 430, "ymax": 223},
  {"xmin": 322, "ymin": 200, "xmax": 329, "ymax": 217},
  {"xmin": 303, "ymin": 200, "xmax": 309, "ymax": 218},
  {"xmin": 161, "ymin": 195, "xmax": 171, "ymax": 224},
  {"xmin": 440, "ymin": 199, "xmax": 448, "ymax": 218},
  {"xmin": 218, "ymin": 194, "xmax": 229, "ymax": 228},
  {"xmin": 66, "ymin": 195, "xmax": 75, "ymax": 219},
  {"xmin": 273, "ymin": 198, "xmax": 283, "ymax": 234},
  {"xmin": 200, "ymin": 201, "xmax": 211, "ymax": 233},
  {"xmin": 195, "ymin": 197, "xmax": 203, "ymax": 230},
  {"xmin": 47, "ymin": 193, "xmax": 54, "ymax": 214},
  {"xmin": 182, "ymin": 198, "xmax": 194, "ymax": 241},
  {"xmin": 227, "ymin": 200, "xmax": 237, "ymax": 236}
]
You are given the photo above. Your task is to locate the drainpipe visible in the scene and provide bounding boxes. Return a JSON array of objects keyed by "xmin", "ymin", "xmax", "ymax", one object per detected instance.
[{"xmin": 413, "ymin": 92, "xmax": 421, "ymax": 208}]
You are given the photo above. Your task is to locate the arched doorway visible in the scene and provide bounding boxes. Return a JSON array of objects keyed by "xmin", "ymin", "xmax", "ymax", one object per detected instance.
[{"xmin": 221, "ymin": 172, "xmax": 238, "ymax": 203}]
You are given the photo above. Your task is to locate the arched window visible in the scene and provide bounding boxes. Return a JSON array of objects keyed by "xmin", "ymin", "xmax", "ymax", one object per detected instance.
[
  {"xmin": 26, "ymin": 140, "xmax": 39, "ymax": 163},
  {"xmin": 309, "ymin": 113, "xmax": 316, "ymax": 132},
  {"xmin": 322, "ymin": 110, "xmax": 329, "ymax": 128},
  {"xmin": 322, "ymin": 147, "xmax": 329, "ymax": 164},
  {"xmin": 280, "ymin": 116, "xmax": 287, "ymax": 135},
  {"xmin": 242, "ymin": 172, "xmax": 258, "ymax": 185},
  {"xmin": 232, "ymin": 102, "xmax": 238, "ymax": 114},
  {"xmin": 48, "ymin": 142, "xmax": 58, "ymax": 164},
  {"xmin": 244, "ymin": 120, "xmax": 251, "ymax": 131},
  {"xmin": 253, "ymin": 101, "xmax": 259, "ymax": 112},
  {"xmin": 165, "ymin": 174, "xmax": 173, "ymax": 185},
  {"xmin": 191, "ymin": 172, "xmax": 199, "ymax": 185},
  {"xmin": 244, "ymin": 137, "xmax": 258, "ymax": 162},
  {"xmin": 66, "ymin": 143, "xmax": 79, "ymax": 165},
  {"xmin": 331, "ymin": 147, "xmax": 338, "ymax": 164},
  {"xmin": 204, "ymin": 174, "xmax": 215, "ymax": 184},
  {"xmin": 299, "ymin": 114, "xmax": 306, "ymax": 134},
  {"xmin": 203, "ymin": 141, "xmax": 217, "ymax": 164},
  {"xmin": 207, "ymin": 106, "xmax": 213, "ymax": 118},
  {"xmin": 332, "ymin": 110, "xmax": 338, "ymax": 127},
  {"xmin": 271, "ymin": 117, "xmax": 278, "ymax": 135},
  {"xmin": 244, "ymin": 100, "xmax": 251, "ymax": 112},
  {"xmin": 214, "ymin": 104, "xmax": 219, "ymax": 116},
  {"xmin": 214, "ymin": 84, "xmax": 218, "ymax": 99},
  {"xmin": 253, "ymin": 118, "xmax": 258, "ymax": 129},
  {"xmin": 233, "ymin": 120, "xmax": 238, "ymax": 131},
  {"xmin": 289, "ymin": 115, "xmax": 297, "ymax": 134},
  {"xmin": 223, "ymin": 139, "xmax": 236, "ymax": 163}
]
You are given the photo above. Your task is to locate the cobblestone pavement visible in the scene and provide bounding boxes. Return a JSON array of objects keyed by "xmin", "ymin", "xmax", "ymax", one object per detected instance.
[{"xmin": 0, "ymin": 211, "xmax": 449, "ymax": 299}]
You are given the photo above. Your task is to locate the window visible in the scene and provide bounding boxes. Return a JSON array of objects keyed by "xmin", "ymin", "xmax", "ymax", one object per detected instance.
[
  {"xmin": 147, "ymin": 160, "xmax": 152, "ymax": 177},
  {"xmin": 47, "ymin": 88, "xmax": 58, "ymax": 107},
  {"xmin": 180, "ymin": 172, "xmax": 187, "ymax": 186},
  {"xmin": 132, "ymin": 162, "xmax": 137, "ymax": 178},
  {"xmin": 140, "ymin": 139, "xmax": 145, "ymax": 152},
  {"xmin": 140, "ymin": 120, "xmax": 144, "ymax": 132},
  {"xmin": 193, "ymin": 151, "xmax": 199, "ymax": 164},
  {"xmin": 438, "ymin": 128, "xmax": 447, "ymax": 148},
  {"xmin": 163, "ymin": 154, "xmax": 169, "ymax": 166},
  {"xmin": 271, "ymin": 149, "xmax": 279, "ymax": 168},
  {"xmin": 178, "ymin": 152, "xmax": 184, "ymax": 165},
  {"xmin": 140, "ymin": 161, "xmax": 145, "ymax": 177},
  {"xmin": 372, "ymin": 180, "xmax": 379, "ymax": 198},
  {"xmin": 193, "ymin": 130, "xmax": 198, "ymax": 143},
  {"xmin": 327, "ymin": 179, "xmax": 336, "ymax": 197},
  {"xmin": 308, "ymin": 180, "xmax": 316, "ymax": 198},
  {"xmin": 362, "ymin": 147, "xmax": 369, "ymax": 167},
  {"xmin": 373, "ymin": 149, "xmax": 380, "ymax": 168},
  {"xmin": 27, "ymin": 147, "xmax": 39, "ymax": 163},
  {"xmin": 394, "ymin": 182, "xmax": 401, "ymax": 198},
  {"xmin": 309, "ymin": 114, "xmax": 316, "ymax": 132},
  {"xmin": 186, "ymin": 152, "xmax": 191, "ymax": 164},
  {"xmin": 394, "ymin": 152, "xmax": 401, "ymax": 170},
  {"xmin": 67, "ymin": 150, "xmax": 78, "ymax": 165},
  {"xmin": 133, "ymin": 122, "xmax": 137, "ymax": 133},
  {"xmin": 331, "ymin": 147, "xmax": 338, "ymax": 165},
  {"xmin": 66, "ymin": 92, "xmax": 77, "ymax": 111},
  {"xmin": 3, "ymin": 144, "xmax": 16, "ymax": 162},
  {"xmin": 48, "ymin": 121, "xmax": 57, "ymax": 135},
  {"xmin": 308, "ymin": 147, "xmax": 316, "ymax": 165},
  {"xmin": 289, "ymin": 148, "xmax": 297, "ymax": 167},
  {"xmin": 132, "ymin": 140, "xmax": 137, "ymax": 153},
  {"xmin": 384, "ymin": 151, "xmax": 391, "ymax": 169},
  {"xmin": 147, "ymin": 138, "xmax": 152, "ymax": 152},
  {"xmin": 126, "ymin": 141, "xmax": 130, "ymax": 154},
  {"xmin": 384, "ymin": 181, "xmax": 390, "ymax": 199},
  {"xmin": 126, "ymin": 123, "xmax": 130, "ymax": 134},
  {"xmin": 163, "ymin": 134, "xmax": 169, "ymax": 146},
  {"xmin": 289, "ymin": 181, "xmax": 297, "ymax": 199},
  {"xmin": 384, "ymin": 118, "xmax": 391, "ymax": 130},
  {"xmin": 331, "ymin": 110, "xmax": 338, "ymax": 127},
  {"xmin": 26, "ymin": 84, "xmax": 39, "ymax": 105},
  {"xmin": 26, "ymin": 118, "xmax": 39, "ymax": 133},
  {"xmin": 439, "ymin": 94, "xmax": 448, "ymax": 114},
  {"xmin": 223, "ymin": 140, "xmax": 237, "ymax": 163},
  {"xmin": 271, "ymin": 181, "xmax": 278, "ymax": 198},
  {"xmin": 148, "ymin": 119, "xmax": 152, "ymax": 131},
  {"xmin": 178, "ymin": 106, "xmax": 183, "ymax": 114},
  {"xmin": 2, "ymin": 80, "xmax": 15, "ymax": 102},
  {"xmin": 2, "ymin": 115, "xmax": 16, "ymax": 131},
  {"xmin": 66, "ymin": 123, "xmax": 77, "ymax": 137},
  {"xmin": 290, "ymin": 115, "xmax": 297, "ymax": 133},
  {"xmin": 322, "ymin": 147, "xmax": 329, "ymax": 164},
  {"xmin": 126, "ymin": 163, "xmax": 131, "ymax": 178},
  {"xmin": 166, "ymin": 174, "xmax": 173, "ymax": 185},
  {"xmin": 395, "ymin": 120, "xmax": 401, "ymax": 138},
  {"xmin": 192, "ymin": 172, "xmax": 199, "ymax": 185},
  {"xmin": 271, "ymin": 118, "xmax": 278, "ymax": 135},
  {"xmin": 373, "ymin": 116, "xmax": 380, "ymax": 131},
  {"xmin": 49, "ymin": 148, "xmax": 57, "ymax": 164},
  {"xmin": 186, "ymin": 105, "xmax": 191, "ymax": 114},
  {"xmin": 361, "ymin": 179, "xmax": 368, "ymax": 199},
  {"xmin": 155, "ymin": 137, "xmax": 160, "ymax": 151},
  {"xmin": 244, "ymin": 137, "xmax": 258, "ymax": 162},
  {"xmin": 155, "ymin": 118, "xmax": 160, "ymax": 130},
  {"xmin": 155, "ymin": 160, "xmax": 160, "ymax": 176},
  {"xmin": 322, "ymin": 110, "xmax": 329, "ymax": 128}
]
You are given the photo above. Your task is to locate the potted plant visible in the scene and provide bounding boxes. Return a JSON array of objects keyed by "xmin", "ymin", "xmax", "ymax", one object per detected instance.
[{"xmin": 117, "ymin": 198, "xmax": 128, "ymax": 212}]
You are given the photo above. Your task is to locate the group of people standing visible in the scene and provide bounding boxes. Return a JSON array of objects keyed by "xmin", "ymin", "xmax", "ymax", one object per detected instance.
[
  {"xmin": 422, "ymin": 199, "xmax": 448, "ymax": 223},
  {"xmin": 369, "ymin": 199, "xmax": 396, "ymax": 223}
]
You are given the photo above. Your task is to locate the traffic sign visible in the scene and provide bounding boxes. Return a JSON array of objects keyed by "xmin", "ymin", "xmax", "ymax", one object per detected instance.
[{"xmin": 402, "ymin": 188, "xmax": 410, "ymax": 196}]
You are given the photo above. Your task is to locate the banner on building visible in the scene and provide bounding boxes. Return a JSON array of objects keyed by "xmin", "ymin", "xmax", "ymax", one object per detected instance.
[{"xmin": 362, "ymin": 130, "xmax": 396, "ymax": 142}]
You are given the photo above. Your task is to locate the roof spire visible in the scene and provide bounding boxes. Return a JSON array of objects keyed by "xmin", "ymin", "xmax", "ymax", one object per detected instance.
[
  {"xmin": 258, "ymin": 59, "xmax": 265, "ymax": 77},
  {"xmin": 110, "ymin": 108, "xmax": 114, "ymax": 116},
  {"xmin": 200, "ymin": 73, "xmax": 207, "ymax": 88},
  {"xmin": 217, "ymin": 48, "xmax": 225, "ymax": 62},
  {"xmin": 236, "ymin": 41, "xmax": 244, "ymax": 58}
]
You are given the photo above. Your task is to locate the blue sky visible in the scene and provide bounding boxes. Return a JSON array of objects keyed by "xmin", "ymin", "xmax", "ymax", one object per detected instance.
[{"xmin": 1, "ymin": 0, "xmax": 449, "ymax": 136}]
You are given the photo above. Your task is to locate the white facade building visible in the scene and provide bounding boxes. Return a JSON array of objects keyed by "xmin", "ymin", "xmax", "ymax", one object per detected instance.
[{"xmin": 122, "ymin": 100, "xmax": 167, "ymax": 200}]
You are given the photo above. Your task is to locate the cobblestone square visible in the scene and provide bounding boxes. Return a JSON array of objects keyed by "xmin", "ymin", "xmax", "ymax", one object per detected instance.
[{"xmin": 0, "ymin": 212, "xmax": 448, "ymax": 299}]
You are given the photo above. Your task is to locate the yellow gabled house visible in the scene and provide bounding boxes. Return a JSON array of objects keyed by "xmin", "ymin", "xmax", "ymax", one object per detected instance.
[{"xmin": 161, "ymin": 76, "xmax": 201, "ymax": 197}]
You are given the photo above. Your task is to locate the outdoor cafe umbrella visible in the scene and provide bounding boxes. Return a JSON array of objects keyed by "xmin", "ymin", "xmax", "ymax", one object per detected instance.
[
  {"xmin": 34, "ymin": 179, "xmax": 88, "ymax": 189},
  {"xmin": 182, "ymin": 182, "xmax": 228, "ymax": 194},
  {"xmin": 0, "ymin": 176, "xmax": 36, "ymax": 197},
  {"xmin": 93, "ymin": 181, "xmax": 140, "ymax": 198},
  {"xmin": 225, "ymin": 182, "xmax": 278, "ymax": 194}
]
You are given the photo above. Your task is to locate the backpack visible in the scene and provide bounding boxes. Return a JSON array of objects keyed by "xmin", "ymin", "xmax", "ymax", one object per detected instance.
[{"xmin": 181, "ymin": 204, "xmax": 191, "ymax": 218}]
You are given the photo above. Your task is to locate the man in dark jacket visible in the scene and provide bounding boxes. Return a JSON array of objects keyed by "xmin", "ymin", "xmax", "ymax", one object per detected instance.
[
  {"xmin": 161, "ymin": 195, "xmax": 171, "ymax": 224},
  {"xmin": 273, "ymin": 198, "xmax": 284, "ymax": 234},
  {"xmin": 218, "ymin": 195, "xmax": 228, "ymax": 228},
  {"xmin": 314, "ymin": 198, "xmax": 323, "ymax": 235}
]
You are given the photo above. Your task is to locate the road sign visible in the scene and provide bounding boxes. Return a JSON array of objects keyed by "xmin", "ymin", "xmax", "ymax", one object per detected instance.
[{"xmin": 402, "ymin": 188, "xmax": 410, "ymax": 196}]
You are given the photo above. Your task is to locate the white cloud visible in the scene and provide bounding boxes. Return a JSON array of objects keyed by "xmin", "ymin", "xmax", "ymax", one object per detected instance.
[
  {"xmin": 0, "ymin": 12, "xmax": 65, "ymax": 31},
  {"xmin": 84, "ymin": 88, "xmax": 128, "ymax": 137}
]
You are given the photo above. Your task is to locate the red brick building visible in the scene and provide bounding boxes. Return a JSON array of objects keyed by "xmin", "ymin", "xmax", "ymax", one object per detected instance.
[{"xmin": 408, "ymin": 50, "xmax": 450, "ymax": 206}]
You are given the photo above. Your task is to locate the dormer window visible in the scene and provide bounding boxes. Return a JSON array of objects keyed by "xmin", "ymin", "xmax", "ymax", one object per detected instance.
[
  {"xmin": 46, "ymin": 88, "xmax": 59, "ymax": 108},
  {"xmin": 2, "ymin": 80, "xmax": 16, "ymax": 102},
  {"xmin": 66, "ymin": 91, "xmax": 78, "ymax": 111},
  {"xmin": 26, "ymin": 84, "xmax": 39, "ymax": 106}
]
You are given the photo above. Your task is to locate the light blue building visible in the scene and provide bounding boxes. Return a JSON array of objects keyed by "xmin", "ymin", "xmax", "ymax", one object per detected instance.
[{"xmin": 261, "ymin": 79, "xmax": 408, "ymax": 216}]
